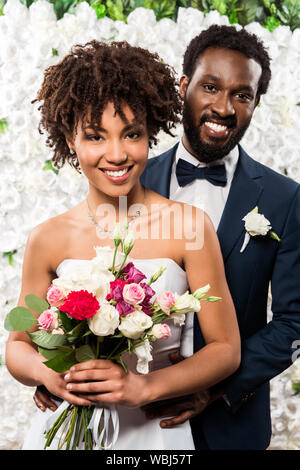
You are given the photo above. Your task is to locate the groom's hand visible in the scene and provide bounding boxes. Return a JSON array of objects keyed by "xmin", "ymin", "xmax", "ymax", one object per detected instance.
[
  {"xmin": 33, "ymin": 385, "xmax": 62, "ymax": 412},
  {"xmin": 141, "ymin": 353, "xmax": 213, "ymax": 428},
  {"xmin": 141, "ymin": 389, "xmax": 211, "ymax": 428}
]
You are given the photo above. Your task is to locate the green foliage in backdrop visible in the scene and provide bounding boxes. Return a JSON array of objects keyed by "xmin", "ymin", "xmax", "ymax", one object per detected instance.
[{"xmin": 0, "ymin": 0, "xmax": 299, "ymax": 30}]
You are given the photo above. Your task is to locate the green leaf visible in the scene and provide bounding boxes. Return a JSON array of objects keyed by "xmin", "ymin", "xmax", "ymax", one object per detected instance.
[
  {"xmin": 211, "ymin": 0, "xmax": 227, "ymax": 15},
  {"xmin": 67, "ymin": 320, "xmax": 88, "ymax": 339},
  {"xmin": 91, "ymin": 0, "xmax": 107, "ymax": 18},
  {"xmin": 52, "ymin": 48, "xmax": 59, "ymax": 56},
  {"xmin": 52, "ymin": 0, "xmax": 79, "ymax": 20},
  {"xmin": 28, "ymin": 330, "xmax": 67, "ymax": 349},
  {"xmin": 6, "ymin": 307, "xmax": 37, "ymax": 331},
  {"xmin": 263, "ymin": 15, "xmax": 280, "ymax": 31},
  {"xmin": 106, "ymin": 0, "xmax": 126, "ymax": 21},
  {"xmin": 292, "ymin": 382, "xmax": 300, "ymax": 394},
  {"xmin": 236, "ymin": 0, "xmax": 260, "ymax": 25},
  {"xmin": 25, "ymin": 294, "xmax": 49, "ymax": 315},
  {"xmin": 38, "ymin": 347, "xmax": 63, "ymax": 360},
  {"xmin": 4, "ymin": 313, "xmax": 14, "ymax": 332},
  {"xmin": 75, "ymin": 344, "xmax": 96, "ymax": 363},
  {"xmin": 58, "ymin": 311, "xmax": 75, "ymax": 332},
  {"xmin": 2, "ymin": 250, "xmax": 17, "ymax": 266},
  {"xmin": 42, "ymin": 159, "xmax": 59, "ymax": 174},
  {"xmin": 0, "ymin": 118, "xmax": 8, "ymax": 133},
  {"xmin": 44, "ymin": 350, "xmax": 77, "ymax": 373}
]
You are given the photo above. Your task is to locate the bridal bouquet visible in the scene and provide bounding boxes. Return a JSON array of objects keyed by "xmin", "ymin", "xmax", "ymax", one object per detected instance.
[{"xmin": 5, "ymin": 224, "xmax": 220, "ymax": 450}]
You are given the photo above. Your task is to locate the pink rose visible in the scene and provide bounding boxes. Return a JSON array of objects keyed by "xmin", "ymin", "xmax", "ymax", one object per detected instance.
[
  {"xmin": 38, "ymin": 309, "xmax": 59, "ymax": 331},
  {"xmin": 152, "ymin": 323, "xmax": 171, "ymax": 340},
  {"xmin": 155, "ymin": 291, "xmax": 176, "ymax": 314},
  {"xmin": 47, "ymin": 285, "xmax": 65, "ymax": 307},
  {"xmin": 123, "ymin": 283, "xmax": 145, "ymax": 305}
]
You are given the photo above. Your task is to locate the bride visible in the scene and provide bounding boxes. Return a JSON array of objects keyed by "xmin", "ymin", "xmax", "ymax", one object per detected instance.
[{"xmin": 5, "ymin": 40, "xmax": 240, "ymax": 450}]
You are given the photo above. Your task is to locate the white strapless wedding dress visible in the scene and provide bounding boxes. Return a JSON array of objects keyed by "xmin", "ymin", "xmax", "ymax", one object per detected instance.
[{"xmin": 22, "ymin": 257, "xmax": 195, "ymax": 450}]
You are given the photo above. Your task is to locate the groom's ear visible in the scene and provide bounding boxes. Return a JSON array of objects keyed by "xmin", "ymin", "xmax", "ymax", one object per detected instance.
[
  {"xmin": 179, "ymin": 75, "xmax": 189, "ymax": 100},
  {"xmin": 254, "ymin": 94, "xmax": 261, "ymax": 108}
]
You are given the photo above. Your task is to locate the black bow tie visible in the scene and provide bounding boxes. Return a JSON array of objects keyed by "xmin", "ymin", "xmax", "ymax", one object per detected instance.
[{"xmin": 176, "ymin": 158, "xmax": 227, "ymax": 187}]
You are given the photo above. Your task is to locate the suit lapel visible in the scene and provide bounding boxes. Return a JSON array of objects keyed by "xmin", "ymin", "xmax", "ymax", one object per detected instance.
[
  {"xmin": 141, "ymin": 144, "xmax": 178, "ymax": 198},
  {"xmin": 217, "ymin": 146, "xmax": 264, "ymax": 261}
]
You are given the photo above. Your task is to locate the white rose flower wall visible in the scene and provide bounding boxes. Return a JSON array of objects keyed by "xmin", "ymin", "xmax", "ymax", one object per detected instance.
[{"xmin": 0, "ymin": 0, "xmax": 300, "ymax": 450}]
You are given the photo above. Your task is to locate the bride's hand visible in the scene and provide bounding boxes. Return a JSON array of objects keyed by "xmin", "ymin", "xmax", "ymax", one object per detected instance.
[
  {"xmin": 40, "ymin": 365, "xmax": 96, "ymax": 407},
  {"xmin": 63, "ymin": 359, "xmax": 148, "ymax": 407}
]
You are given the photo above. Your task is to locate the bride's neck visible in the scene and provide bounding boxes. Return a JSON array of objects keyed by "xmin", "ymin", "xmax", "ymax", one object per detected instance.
[{"xmin": 87, "ymin": 183, "xmax": 146, "ymax": 217}]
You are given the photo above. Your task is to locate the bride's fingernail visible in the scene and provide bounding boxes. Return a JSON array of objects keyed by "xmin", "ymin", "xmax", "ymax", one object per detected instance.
[
  {"xmin": 66, "ymin": 383, "xmax": 72, "ymax": 390},
  {"xmin": 64, "ymin": 373, "xmax": 70, "ymax": 380}
]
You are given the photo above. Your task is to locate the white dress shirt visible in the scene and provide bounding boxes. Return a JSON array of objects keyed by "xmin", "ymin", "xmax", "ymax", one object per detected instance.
[{"xmin": 170, "ymin": 139, "xmax": 239, "ymax": 230}]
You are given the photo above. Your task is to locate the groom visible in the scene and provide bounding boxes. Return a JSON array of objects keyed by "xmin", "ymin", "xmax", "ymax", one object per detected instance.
[{"xmin": 140, "ymin": 25, "xmax": 300, "ymax": 450}]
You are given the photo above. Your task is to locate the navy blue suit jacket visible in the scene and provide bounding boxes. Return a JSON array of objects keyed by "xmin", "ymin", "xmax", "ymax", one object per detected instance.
[{"xmin": 141, "ymin": 144, "xmax": 300, "ymax": 450}]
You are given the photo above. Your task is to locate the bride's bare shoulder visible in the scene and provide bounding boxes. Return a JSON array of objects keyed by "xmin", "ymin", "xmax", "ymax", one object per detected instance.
[{"xmin": 26, "ymin": 202, "xmax": 85, "ymax": 270}]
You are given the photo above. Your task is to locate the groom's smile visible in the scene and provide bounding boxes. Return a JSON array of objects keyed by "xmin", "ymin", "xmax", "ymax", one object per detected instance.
[{"xmin": 180, "ymin": 47, "xmax": 262, "ymax": 163}]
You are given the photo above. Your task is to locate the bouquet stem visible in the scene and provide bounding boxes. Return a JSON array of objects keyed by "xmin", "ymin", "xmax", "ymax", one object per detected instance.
[{"xmin": 44, "ymin": 404, "xmax": 96, "ymax": 450}]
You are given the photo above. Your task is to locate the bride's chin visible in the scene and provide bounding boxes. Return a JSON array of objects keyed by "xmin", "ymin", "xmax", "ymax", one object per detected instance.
[{"xmin": 93, "ymin": 183, "xmax": 136, "ymax": 200}]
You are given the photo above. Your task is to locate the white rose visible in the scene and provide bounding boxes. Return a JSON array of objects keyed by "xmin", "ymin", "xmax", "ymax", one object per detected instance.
[
  {"xmin": 242, "ymin": 211, "xmax": 271, "ymax": 236},
  {"xmin": 203, "ymin": 10, "xmax": 230, "ymax": 27},
  {"xmin": 92, "ymin": 246, "xmax": 128, "ymax": 271},
  {"xmin": 134, "ymin": 339, "xmax": 153, "ymax": 374},
  {"xmin": 29, "ymin": 0, "xmax": 57, "ymax": 23},
  {"xmin": 177, "ymin": 7, "xmax": 204, "ymax": 30},
  {"xmin": 68, "ymin": 262, "xmax": 114, "ymax": 298},
  {"xmin": 88, "ymin": 301, "xmax": 119, "ymax": 337},
  {"xmin": 118, "ymin": 310, "xmax": 153, "ymax": 340},
  {"xmin": 127, "ymin": 7, "xmax": 157, "ymax": 28},
  {"xmin": 173, "ymin": 291, "xmax": 201, "ymax": 314},
  {"xmin": 96, "ymin": 17, "xmax": 116, "ymax": 40}
]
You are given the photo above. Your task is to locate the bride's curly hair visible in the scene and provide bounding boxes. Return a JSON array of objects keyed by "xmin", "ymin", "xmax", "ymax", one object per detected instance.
[{"xmin": 34, "ymin": 40, "xmax": 182, "ymax": 171}]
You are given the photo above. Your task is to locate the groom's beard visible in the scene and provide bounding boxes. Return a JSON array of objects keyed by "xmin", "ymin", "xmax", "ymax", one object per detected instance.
[{"xmin": 182, "ymin": 96, "xmax": 252, "ymax": 164}]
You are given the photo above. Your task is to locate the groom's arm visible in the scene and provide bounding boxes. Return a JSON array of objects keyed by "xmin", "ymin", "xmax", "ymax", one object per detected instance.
[
  {"xmin": 223, "ymin": 186, "xmax": 300, "ymax": 413},
  {"xmin": 144, "ymin": 185, "xmax": 300, "ymax": 425}
]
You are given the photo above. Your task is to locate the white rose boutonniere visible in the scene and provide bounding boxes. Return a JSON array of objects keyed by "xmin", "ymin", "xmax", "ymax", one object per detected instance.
[{"xmin": 240, "ymin": 206, "xmax": 281, "ymax": 253}]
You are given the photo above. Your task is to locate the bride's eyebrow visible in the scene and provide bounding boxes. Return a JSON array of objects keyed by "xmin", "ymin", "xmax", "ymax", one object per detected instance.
[
  {"xmin": 122, "ymin": 122, "xmax": 145, "ymax": 132},
  {"xmin": 82, "ymin": 122, "xmax": 145, "ymax": 134}
]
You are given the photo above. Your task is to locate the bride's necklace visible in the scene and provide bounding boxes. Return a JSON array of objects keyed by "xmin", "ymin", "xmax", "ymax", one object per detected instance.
[{"xmin": 86, "ymin": 187, "xmax": 147, "ymax": 236}]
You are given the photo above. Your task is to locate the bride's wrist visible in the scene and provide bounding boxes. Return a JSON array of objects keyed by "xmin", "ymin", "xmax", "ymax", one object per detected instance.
[
  {"xmin": 139, "ymin": 372, "xmax": 160, "ymax": 406},
  {"xmin": 33, "ymin": 355, "xmax": 50, "ymax": 386}
]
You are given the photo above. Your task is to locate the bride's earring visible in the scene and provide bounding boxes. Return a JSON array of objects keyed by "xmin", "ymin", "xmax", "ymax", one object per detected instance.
[{"xmin": 68, "ymin": 148, "xmax": 81, "ymax": 173}]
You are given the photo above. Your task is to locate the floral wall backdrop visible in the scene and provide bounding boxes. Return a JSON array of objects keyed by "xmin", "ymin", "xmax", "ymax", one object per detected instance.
[{"xmin": 0, "ymin": 0, "xmax": 299, "ymax": 450}]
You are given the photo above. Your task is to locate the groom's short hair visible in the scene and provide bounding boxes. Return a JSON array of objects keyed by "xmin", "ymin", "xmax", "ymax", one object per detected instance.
[{"xmin": 183, "ymin": 25, "xmax": 271, "ymax": 97}]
